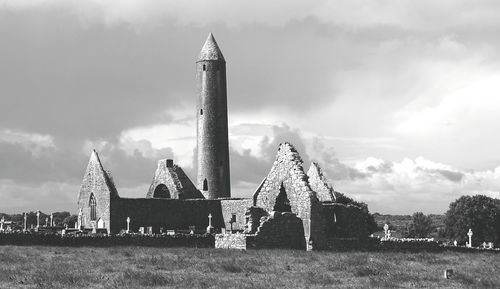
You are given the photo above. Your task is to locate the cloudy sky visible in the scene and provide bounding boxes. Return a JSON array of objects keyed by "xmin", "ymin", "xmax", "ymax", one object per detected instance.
[{"xmin": 1, "ymin": 0, "xmax": 500, "ymax": 214}]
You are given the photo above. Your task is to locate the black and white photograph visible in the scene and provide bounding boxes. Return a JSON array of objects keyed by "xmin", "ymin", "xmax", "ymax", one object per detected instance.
[{"xmin": 0, "ymin": 1, "xmax": 499, "ymax": 288}]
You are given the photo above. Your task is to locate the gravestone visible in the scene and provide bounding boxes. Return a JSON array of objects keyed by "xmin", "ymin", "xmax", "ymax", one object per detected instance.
[
  {"xmin": 139, "ymin": 227, "xmax": 145, "ymax": 234},
  {"xmin": 147, "ymin": 226, "xmax": 153, "ymax": 235},
  {"xmin": 166, "ymin": 230, "xmax": 175, "ymax": 236},
  {"xmin": 189, "ymin": 226, "xmax": 195, "ymax": 235},
  {"xmin": 0, "ymin": 216, "xmax": 4, "ymax": 231},
  {"xmin": 126, "ymin": 217, "xmax": 130, "ymax": 233}
]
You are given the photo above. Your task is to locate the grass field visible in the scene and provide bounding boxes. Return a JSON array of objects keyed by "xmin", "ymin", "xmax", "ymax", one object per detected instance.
[{"xmin": 0, "ymin": 246, "xmax": 498, "ymax": 288}]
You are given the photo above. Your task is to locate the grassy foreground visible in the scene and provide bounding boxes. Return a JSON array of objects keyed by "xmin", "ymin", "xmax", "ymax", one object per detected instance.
[{"xmin": 0, "ymin": 246, "xmax": 498, "ymax": 288}]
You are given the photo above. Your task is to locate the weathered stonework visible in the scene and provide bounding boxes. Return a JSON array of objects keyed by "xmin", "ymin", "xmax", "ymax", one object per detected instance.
[
  {"xmin": 196, "ymin": 33, "xmax": 230, "ymax": 199},
  {"xmin": 253, "ymin": 142, "xmax": 326, "ymax": 249},
  {"xmin": 215, "ymin": 233, "xmax": 247, "ymax": 250},
  {"xmin": 77, "ymin": 150, "xmax": 117, "ymax": 234},
  {"xmin": 75, "ymin": 35, "xmax": 374, "ymax": 251},
  {"xmin": 146, "ymin": 159, "xmax": 204, "ymax": 199},
  {"xmin": 307, "ymin": 162, "xmax": 336, "ymax": 202},
  {"xmin": 247, "ymin": 211, "xmax": 306, "ymax": 250}
]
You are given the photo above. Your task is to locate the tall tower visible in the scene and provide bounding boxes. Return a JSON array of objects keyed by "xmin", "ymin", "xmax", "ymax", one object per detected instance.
[{"xmin": 196, "ymin": 33, "xmax": 231, "ymax": 199}]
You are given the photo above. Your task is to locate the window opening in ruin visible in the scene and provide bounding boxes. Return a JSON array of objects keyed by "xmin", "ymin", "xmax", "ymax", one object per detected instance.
[
  {"xmin": 153, "ymin": 184, "xmax": 171, "ymax": 198},
  {"xmin": 273, "ymin": 183, "xmax": 292, "ymax": 212},
  {"xmin": 200, "ymin": 109, "xmax": 203, "ymax": 115},
  {"xmin": 203, "ymin": 64, "xmax": 206, "ymax": 71},
  {"xmin": 203, "ymin": 178, "xmax": 208, "ymax": 191},
  {"xmin": 89, "ymin": 193, "xmax": 97, "ymax": 221}
]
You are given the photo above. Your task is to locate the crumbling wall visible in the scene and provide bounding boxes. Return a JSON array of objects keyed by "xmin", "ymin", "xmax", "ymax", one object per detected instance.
[
  {"xmin": 307, "ymin": 162, "xmax": 336, "ymax": 202},
  {"xmin": 215, "ymin": 233, "xmax": 247, "ymax": 249},
  {"xmin": 253, "ymin": 142, "xmax": 325, "ymax": 249},
  {"xmin": 247, "ymin": 211, "xmax": 306, "ymax": 250},
  {"xmin": 244, "ymin": 207, "xmax": 269, "ymax": 234},
  {"xmin": 146, "ymin": 159, "xmax": 204, "ymax": 199}
]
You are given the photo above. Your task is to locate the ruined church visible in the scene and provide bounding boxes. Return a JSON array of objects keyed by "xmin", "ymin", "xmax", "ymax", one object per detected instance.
[{"xmin": 77, "ymin": 34, "xmax": 374, "ymax": 250}]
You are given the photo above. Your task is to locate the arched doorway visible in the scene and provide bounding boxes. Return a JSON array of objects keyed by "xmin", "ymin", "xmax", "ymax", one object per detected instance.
[
  {"xmin": 273, "ymin": 183, "xmax": 291, "ymax": 212},
  {"xmin": 153, "ymin": 184, "xmax": 171, "ymax": 198}
]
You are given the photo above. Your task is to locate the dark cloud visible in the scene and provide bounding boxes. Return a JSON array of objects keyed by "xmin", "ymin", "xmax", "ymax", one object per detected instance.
[{"xmin": 433, "ymin": 169, "xmax": 464, "ymax": 183}]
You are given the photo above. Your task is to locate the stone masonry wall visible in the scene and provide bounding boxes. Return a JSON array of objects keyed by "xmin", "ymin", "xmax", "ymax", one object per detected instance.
[
  {"xmin": 215, "ymin": 233, "xmax": 247, "ymax": 250},
  {"xmin": 253, "ymin": 142, "xmax": 325, "ymax": 249},
  {"xmin": 110, "ymin": 198, "xmax": 225, "ymax": 234},
  {"xmin": 146, "ymin": 159, "xmax": 203, "ymax": 199},
  {"xmin": 220, "ymin": 198, "xmax": 253, "ymax": 231},
  {"xmin": 247, "ymin": 211, "xmax": 306, "ymax": 250},
  {"xmin": 307, "ymin": 162, "xmax": 336, "ymax": 202},
  {"xmin": 77, "ymin": 151, "xmax": 117, "ymax": 234}
]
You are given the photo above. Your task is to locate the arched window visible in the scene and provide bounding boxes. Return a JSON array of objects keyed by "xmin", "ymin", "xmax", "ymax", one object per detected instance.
[
  {"xmin": 89, "ymin": 193, "xmax": 97, "ymax": 221},
  {"xmin": 203, "ymin": 64, "xmax": 206, "ymax": 71},
  {"xmin": 153, "ymin": 184, "xmax": 171, "ymax": 198},
  {"xmin": 200, "ymin": 109, "xmax": 203, "ymax": 115},
  {"xmin": 273, "ymin": 183, "xmax": 291, "ymax": 212},
  {"xmin": 203, "ymin": 178, "xmax": 208, "ymax": 191}
]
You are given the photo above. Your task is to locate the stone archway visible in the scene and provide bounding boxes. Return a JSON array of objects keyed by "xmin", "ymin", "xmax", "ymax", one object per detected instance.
[{"xmin": 153, "ymin": 184, "xmax": 171, "ymax": 198}]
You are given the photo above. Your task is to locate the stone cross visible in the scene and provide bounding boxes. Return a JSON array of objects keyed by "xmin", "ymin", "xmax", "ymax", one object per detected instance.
[
  {"xmin": 383, "ymin": 223, "xmax": 389, "ymax": 239},
  {"xmin": 36, "ymin": 211, "xmax": 40, "ymax": 229},
  {"xmin": 92, "ymin": 222, "xmax": 96, "ymax": 234},
  {"xmin": 467, "ymin": 229, "xmax": 473, "ymax": 248},
  {"xmin": 453, "ymin": 240, "xmax": 457, "ymax": 246},
  {"xmin": 126, "ymin": 217, "xmax": 130, "ymax": 233},
  {"xmin": 23, "ymin": 213, "xmax": 27, "ymax": 231},
  {"xmin": 50, "ymin": 213, "xmax": 53, "ymax": 227},
  {"xmin": 206, "ymin": 213, "xmax": 214, "ymax": 234},
  {"xmin": 0, "ymin": 216, "xmax": 4, "ymax": 231},
  {"xmin": 45, "ymin": 217, "xmax": 48, "ymax": 227}
]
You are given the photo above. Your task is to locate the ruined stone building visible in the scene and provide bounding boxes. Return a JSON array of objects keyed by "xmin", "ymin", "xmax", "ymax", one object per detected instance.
[{"xmin": 77, "ymin": 34, "xmax": 374, "ymax": 250}]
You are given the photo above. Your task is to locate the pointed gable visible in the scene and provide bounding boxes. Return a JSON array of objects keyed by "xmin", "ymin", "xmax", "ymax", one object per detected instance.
[
  {"xmin": 253, "ymin": 142, "xmax": 318, "ymax": 219},
  {"xmin": 146, "ymin": 159, "xmax": 204, "ymax": 199},
  {"xmin": 307, "ymin": 162, "xmax": 336, "ymax": 202}
]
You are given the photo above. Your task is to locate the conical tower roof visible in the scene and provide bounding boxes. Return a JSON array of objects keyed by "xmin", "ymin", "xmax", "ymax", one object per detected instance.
[{"xmin": 198, "ymin": 33, "xmax": 225, "ymax": 62}]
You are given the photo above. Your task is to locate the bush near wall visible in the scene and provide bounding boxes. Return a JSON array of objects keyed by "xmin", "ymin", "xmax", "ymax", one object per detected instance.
[{"xmin": 0, "ymin": 232, "xmax": 214, "ymax": 248}]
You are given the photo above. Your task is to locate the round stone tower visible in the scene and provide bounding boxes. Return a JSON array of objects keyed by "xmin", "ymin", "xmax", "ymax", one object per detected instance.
[{"xmin": 196, "ymin": 33, "xmax": 231, "ymax": 199}]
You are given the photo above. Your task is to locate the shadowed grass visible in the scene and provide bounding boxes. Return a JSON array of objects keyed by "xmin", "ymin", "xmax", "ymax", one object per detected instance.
[{"xmin": 0, "ymin": 246, "xmax": 498, "ymax": 288}]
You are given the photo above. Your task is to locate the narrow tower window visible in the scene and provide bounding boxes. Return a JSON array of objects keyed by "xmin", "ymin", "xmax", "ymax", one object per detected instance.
[
  {"xmin": 89, "ymin": 193, "xmax": 97, "ymax": 221},
  {"xmin": 200, "ymin": 109, "xmax": 203, "ymax": 115},
  {"xmin": 203, "ymin": 64, "xmax": 206, "ymax": 71},
  {"xmin": 203, "ymin": 178, "xmax": 208, "ymax": 191}
]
